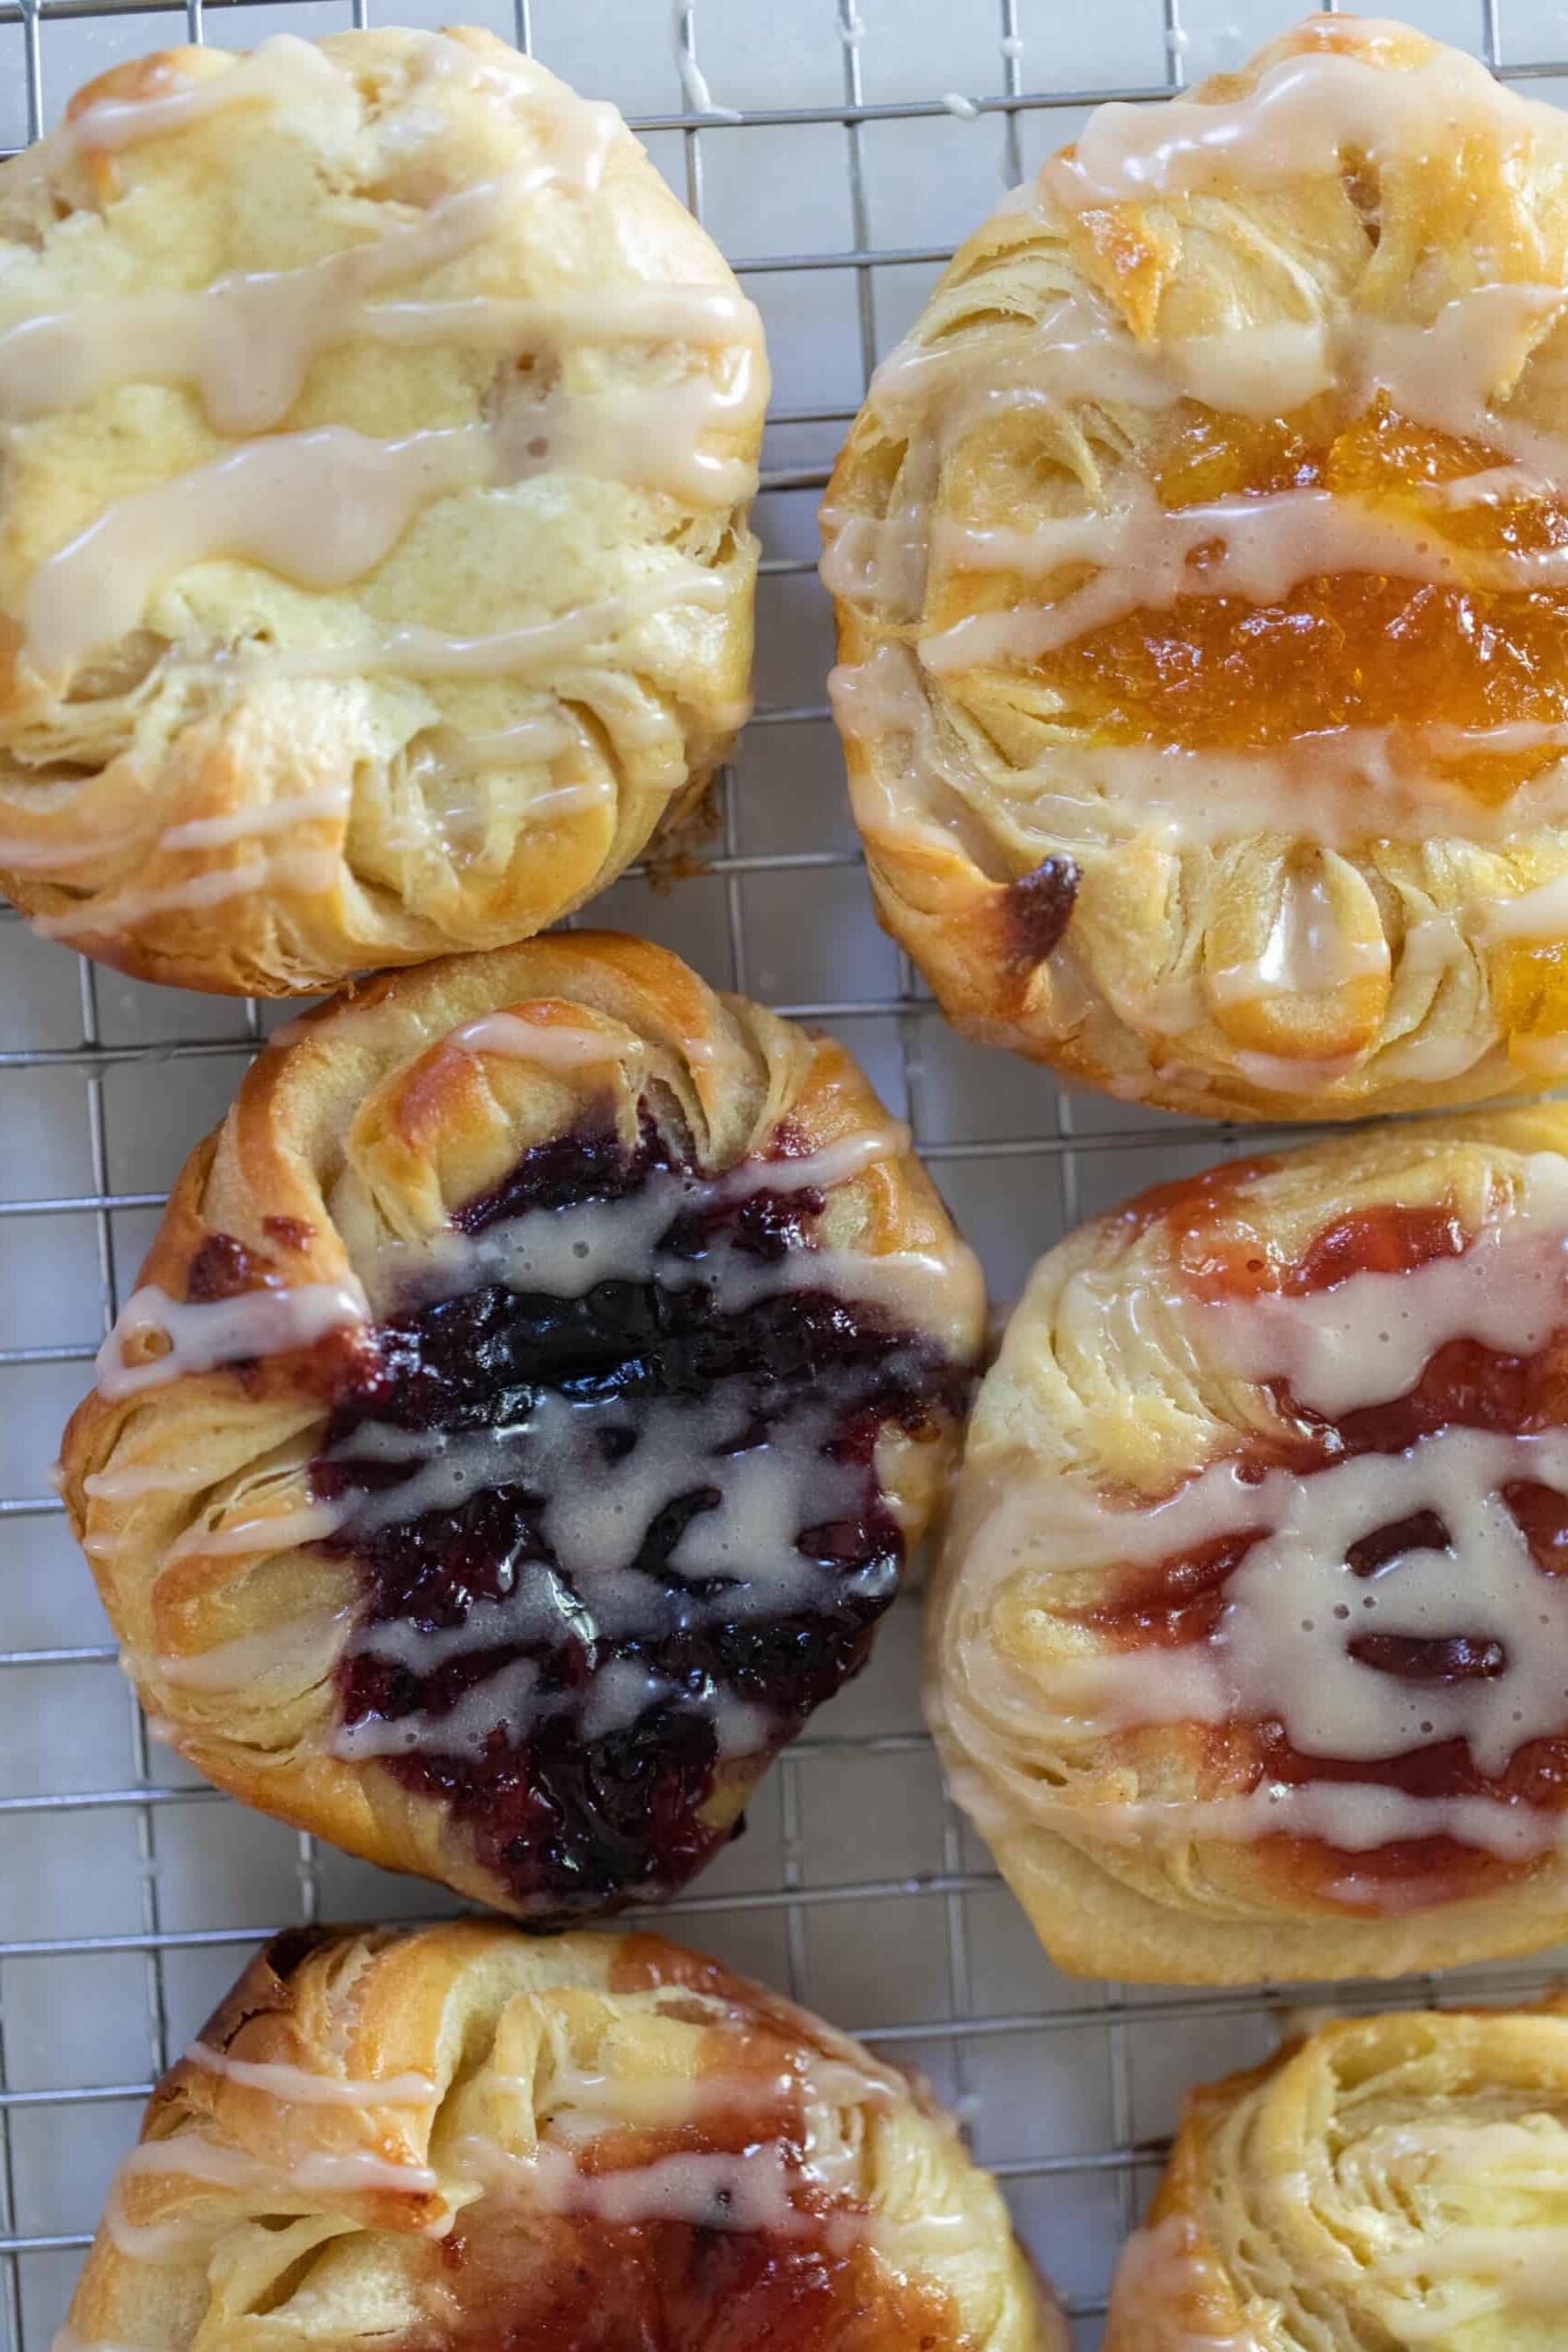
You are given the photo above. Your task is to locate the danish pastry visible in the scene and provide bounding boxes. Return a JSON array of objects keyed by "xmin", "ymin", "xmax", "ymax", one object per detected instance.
[
  {"xmin": 927, "ymin": 1105, "xmax": 1568, "ymax": 1983},
  {"xmin": 823, "ymin": 15, "xmax": 1568, "ymax": 1120},
  {"xmin": 59, "ymin": 933, "xmax": 983, "ymax": 1921},
  {"xmin": 0, "ymin": 27, "xmax": 763, "ymax": 994},
  {"xmin": 63, "ymin": 1918, "xmax": 1064, "ymax": 2352},
  {"xmin": 1105, "ymin": 1997, "xmax": 1568, "ymax": 2348}
]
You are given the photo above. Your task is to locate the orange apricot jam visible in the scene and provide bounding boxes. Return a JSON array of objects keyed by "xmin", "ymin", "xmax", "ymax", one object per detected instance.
[
  {"xmin": 1081, "ymin": 1191, "xmax": 1568, "ymax": 1912},
  {"xmin": 983, "ymin": 401, "xmax": 1568, "ymax": 791}
]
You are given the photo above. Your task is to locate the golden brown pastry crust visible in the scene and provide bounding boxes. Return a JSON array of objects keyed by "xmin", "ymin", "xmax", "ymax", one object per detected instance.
[
  {"xmin": 64, "ymin": 1919, "xmax": 1065, "ymax": 2352},
  {"xmin": 0, "ymin": 28, "xmax": 762, "ymax": 993},
  {"xmin": 823, "ymin": 16, "xmax": 1568, "ymax": 1119},
  {"xmin": 59, "ymin": 932, "xmax": 984, "ymax": 1920},
  {"xmin": 1105, "ymin": 1996, "xmax": 1568, "ymax": 2349},
  {"xmin": 926, "ymin": 1104, "xmax": 1568, "ymax": 1983}
]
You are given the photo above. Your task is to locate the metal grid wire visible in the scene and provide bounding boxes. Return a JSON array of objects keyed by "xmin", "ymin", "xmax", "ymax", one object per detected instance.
[{"xmin": 10, "ymin": 3, "xmax": 1568, "ymax": 2346}]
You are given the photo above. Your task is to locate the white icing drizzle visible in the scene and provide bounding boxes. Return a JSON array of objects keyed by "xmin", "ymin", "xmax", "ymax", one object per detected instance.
[
  {"xmin": 26, "ymin": 425, "xmax": 491, "ymax": 674},
  {"xmin": 452, "ymin": 1012, "xmax": 628, "ymax": 1071},
  {"xmin": 51, "ymin": 34, "xmax": 346, "ymax": 159},
  {"xmin": 83, "ymin": 1457, "xmax": 221, "ymax": 1499},
  {"xmin": 455, "ymin": 2030, "xmax": 889, "ymax": 2234},
  {"xmin": 155, "ymin": 786, "xmax": 352, "ymax": 853},
  {"xmin": 826, "ymin": 172, "xmax": 1568, "ymax": 991},
  {"xmin": 238, "ymin": 570, "xmax": 731, "ymax": 684},
  {"xmin": 491, "ymin": 345, "xmax": 762, "ymax": 506},
  {"xmin": 106, "ymin": 2130, "xmax": 437, "ymax": 2261},
  {"xmin": 498, "ymin": 2135, "xmax": 807, "ymax": 2232},
  {"xmin": 987, "ymin": 1426, "xmax": 1568, "ymax": 1774},
  {"xmin": 1109, "ymin": 2217, "xmax": 1258, "ymax": 2351},
  {"xmin": 1478, "ymin": 874, "xmax": 1568, "ymax": 942},
  {"xmin": 164, "ymin": 1500, "xmax": 350, "ymax": 1561},
  {"xmin": 670, "ymin": 0, "xmax": 742, "ymax": 123},
  {"xmin": 47, "ymin": 29, "xmax": 619, "ymax": 193},
  {"xmin": 0, "ymin": 175, "xmax": 520, "ymax": 433},
  {"xmin": 25, "ymin": 399, "xmax": 755, "ymax": 674},
  {"xmin": 1385, "ymin": 2222, "xmax": 1568, "ymax": 2300},
  {"xmin": 369, "ymin": 1124, "xmax": 917, "ymax": 1310},
  {"xmin": 154, "ymin": 1610, "xmax": 352, "ymax": 1692},
  {"xmin": 9, "ymin": 23, "xmax": 762, "ymax": 754},
  {"xmin": 1207, "ymin": 871, "xmax": 1389, "ymax": 1007},
  {"xmin": 945, "ymin": 1182, "xmax": 1568, "ymax": 1868},
  {"xmin": 420, "ymin": 718, "xmax": 583, "ymax": 775},
  {"xmin": 829, "ymin": 642, "xmax": 1568, "ymax": 861},
  {"xmin": 326, "ymin": 1120, "xmax": 968, "ymax": 1768},
  {"xmin": 1193, "ymin": 1153, "xmax": 1568, "ymax": 1414},
  {"xmin": 1043, "ymin": 37, "xmax": 1568, "ymax": 208},
  {"xmin": 95, "ymin": 1280, "xmax": 367, "ymax": 1402},
  {"xmin": 34, "ymin": 848, "xmax": 340, "ymax": 942},
  {"xmin": 181, "ymin": 2041, "xmax": 437, "ymax": 2106},
  {"xmin": 905, "ymin": 278, "xmax": 1568, "ymax": 676},
  {"xmin": 1, "ymin": 241, "xmax": 757, "ymax": 441},
  {"xmin": 922, "ymin": 478, "xmax": 1568, "ymax": 674}
]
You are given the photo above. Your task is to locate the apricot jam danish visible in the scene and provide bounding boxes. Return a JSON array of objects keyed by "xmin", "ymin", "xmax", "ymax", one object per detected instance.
[{"xmin": 824, "ymin": 16, "xmax": 1568, "ymax": 1116}]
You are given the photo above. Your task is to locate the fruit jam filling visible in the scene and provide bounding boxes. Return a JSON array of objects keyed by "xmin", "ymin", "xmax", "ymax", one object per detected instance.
[
  {"xmin": 312, "ymin": 1118, "xmax": 964, "ymax": 1919},
  {"xmin": 420, "ymin": 2177, "xmax": 955, "ymax": 2352},
  {"xmin": 1085, "ymin": 1182, "xmax": 1568, "ymax": 1905}
]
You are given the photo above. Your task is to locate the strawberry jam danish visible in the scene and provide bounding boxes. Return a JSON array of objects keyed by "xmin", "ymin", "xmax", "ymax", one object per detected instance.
[
  {"xmin": 928, "ymin": 1107, "xmax": 1568, "ymax": 1982},
  {"xmin": 60, "ymin": 934, "xmax": 983, "ymax": 1920},
  {"xmin": 824, "ymin": 16, "xmax": 1568, "ymax": 1118},
  {"xmin": 63, "ymin": 1920, "xmax": 1064, "ymax": 2352}
]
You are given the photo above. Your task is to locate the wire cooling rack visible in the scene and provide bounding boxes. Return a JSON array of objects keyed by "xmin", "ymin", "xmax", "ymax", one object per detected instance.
[{"xmin": 13, "ymin": 2, "xmax": 1568, "ymax": 2345}]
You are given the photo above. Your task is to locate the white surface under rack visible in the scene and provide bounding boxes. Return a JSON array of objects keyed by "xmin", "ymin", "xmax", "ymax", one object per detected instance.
[{"xmin": 8, "ymin": 3, "xmax": 1568, "ymax": 2346}]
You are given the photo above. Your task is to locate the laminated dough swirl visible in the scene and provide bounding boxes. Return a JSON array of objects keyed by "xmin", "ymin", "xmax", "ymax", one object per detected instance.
[
  {"xmin": 62, "ymin": 1918, "xmax": 1064, "ymax": 2352},
  {"xmin": 0, "ymin": 27, "xmax": 764, "ymax": 992},
  {"xmin": 927, "ymin": 1105, "xmax": 1568, "ymax": 1982},
  {"xmin": 59, "ymin": 933, "xmax": 984, "ymax": 1921},
  {"xmin": 823, "ymin": 15, "xmax": 1568, "ymax": 1118},
  {"xmin": 1105, "ymin": 1997, "xmax": 1568, "ymax": 2348}
]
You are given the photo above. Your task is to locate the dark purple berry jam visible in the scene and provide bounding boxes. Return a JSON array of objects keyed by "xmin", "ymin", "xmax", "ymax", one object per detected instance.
[{"xmin": 311, "ymin": 1115, "xmax": 967, "ymax": 1922}]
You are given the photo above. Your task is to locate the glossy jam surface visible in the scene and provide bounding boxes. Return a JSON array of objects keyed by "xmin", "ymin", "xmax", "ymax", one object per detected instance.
[
  {"xmin": 400, "ymin": 1937, "xmax": 959, "ymax": 2352},
  {"xmin": 1086, "ymin": 1192, "xmax": 1568, "ymax": 1906},
  {"xmin": 995, "ymin": 402, "xmax": 1568, "ymax": 780},
  {"xmin": 423, "ymin": 2199, "xmax": 953, "ymax": 2352},
  {"xmin": 313, "ymin": 1121, "xmax": 964, "ymax": 1920}
]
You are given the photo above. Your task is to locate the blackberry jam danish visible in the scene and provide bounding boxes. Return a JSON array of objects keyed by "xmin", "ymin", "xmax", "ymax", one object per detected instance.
[{"xmin": 61, "ymin": 934, "xmax": 983, "ymax": 1919}]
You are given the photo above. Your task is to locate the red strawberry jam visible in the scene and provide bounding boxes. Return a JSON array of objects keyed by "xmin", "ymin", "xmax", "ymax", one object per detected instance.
[{"xmin": 1083, "ymin": 1171, "xmax": 1568, "ymax": 1911}]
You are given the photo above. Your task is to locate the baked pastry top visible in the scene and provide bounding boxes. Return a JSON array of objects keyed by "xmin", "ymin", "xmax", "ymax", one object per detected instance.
[
  {"xmin": 1105, "ymin": 1997, "xmax": 1568, "ymax": 2349},
  {"xmin": 823, "ymin": 14, "xmax": 1568, "ymax": 1119},
  {"xmin": 60, "ymin": 933, "xmax": 983, "ymax": 1920},
  {"xmin": 0, "ymin": 27, "xmax": 763, "ymax": 993},
  {"xmin": 926, "ymin": 1105, "xmax": 1568, "ymax": 1983},
  {"xmin": 64, "ymin": 1919, "xmax": 1064, "ymax": 2352}
]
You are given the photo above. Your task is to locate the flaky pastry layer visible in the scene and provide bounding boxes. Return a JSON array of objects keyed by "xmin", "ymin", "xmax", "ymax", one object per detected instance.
[
  {"xmin": 824, "ymin": 16, "xmax": 1568, "ymax": 1119},
  {"xmin": 60, "ymin": 932, "xmax": 983, "ymax": 1920},
  {"xmin": 1105, "ymin": 1997, "xmax": 1568, "ymax": 2350},
  {"xmin": 64, "ymin": 1919, "xmax": 1063, "ymax": 2352},
  {"xmin": 926, "ymin": 1103, "xmax": 1568, "ymax": 1983},
  {"xmin": 0, "ymin": 28, "xmax": 762, "ymax": 992}
]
